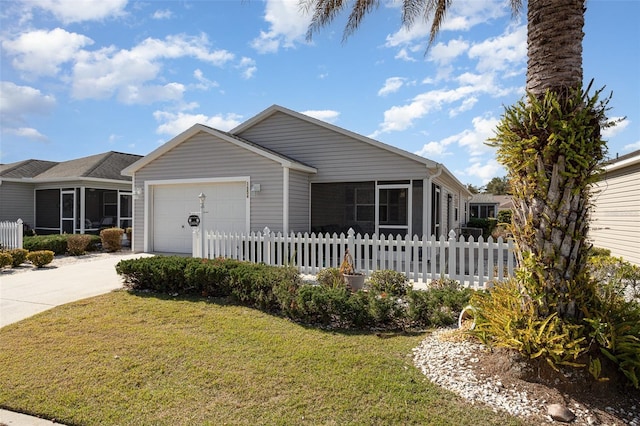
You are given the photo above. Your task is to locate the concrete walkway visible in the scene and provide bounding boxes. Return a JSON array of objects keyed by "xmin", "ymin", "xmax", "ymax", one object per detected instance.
[{"xmin": 0, "ymin": 251, "xmax": 153, "ymax": 425}]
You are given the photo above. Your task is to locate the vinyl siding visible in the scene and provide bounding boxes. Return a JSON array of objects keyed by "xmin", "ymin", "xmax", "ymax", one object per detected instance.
[
  {"xmin": 237, "ymin": 112, "xmax": 429, "ymax": 182},
  {"xmin": 288, "ymin": 169, "xmax": 310, "ymax": 233},
  {"xmin": 590, "ymin": 165, "xmax": 640, "ymax": 265},
  {"xmin": 0, "ymin": 181, "xmax": 34, "ymax": 225},
  {"xmin": 133, "ymin": 131, "xmax": 288, "ymax": 251}
]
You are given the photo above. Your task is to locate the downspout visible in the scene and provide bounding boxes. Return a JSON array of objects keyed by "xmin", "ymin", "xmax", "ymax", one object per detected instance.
[{"xmin": 425, "ymin": 164, "xmax": 443, "ymax": 237}]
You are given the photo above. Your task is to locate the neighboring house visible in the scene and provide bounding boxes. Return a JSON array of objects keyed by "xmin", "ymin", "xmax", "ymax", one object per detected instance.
[
  {"xmin": 469, "ymin": 193, "xmax": 513, "ymax": 219},
  {"xmin": 122, "ymin": 105, "xmax": 472, "ymax": 254},
  {"xmin": 589, "ymin": 149, "xmax": 640, "ymax": 265},
  {"xmin": 0, "ymin": 151, "xmax": 142, "ymax": 235}
]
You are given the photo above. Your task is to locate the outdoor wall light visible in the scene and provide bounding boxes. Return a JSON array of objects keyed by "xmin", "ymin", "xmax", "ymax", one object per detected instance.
[
  {"xmin": 251, "ymin": 184, "xmax": 261, "ymax": 193},
  {"xmin": 133, "ymin": 186, "xmax": 143, "ymax": 199}
]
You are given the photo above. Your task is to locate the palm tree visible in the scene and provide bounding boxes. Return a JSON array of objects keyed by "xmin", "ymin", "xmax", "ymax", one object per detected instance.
[{"xmin": 304, "ymin": 0, "xmax": 608, "ymax": 320}]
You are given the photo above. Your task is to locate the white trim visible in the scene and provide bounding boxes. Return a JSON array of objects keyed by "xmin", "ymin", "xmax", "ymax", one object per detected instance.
[
  {"xmin": 605, "ymin": 152, "xmax": 640, "ymax": 172},
  {"xmin": 283, "ymin": 167, "xmax": 289, "ymax": 234},
  {"xmin": 144, "ymin": 177, "xmax": 251, "ymax": 253},
  {"xmin": 376, "ymin": 183, "xmax": 412, "ymax": 237}
]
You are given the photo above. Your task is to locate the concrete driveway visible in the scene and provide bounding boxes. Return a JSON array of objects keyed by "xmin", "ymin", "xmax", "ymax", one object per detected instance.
[{"xmin": 0, "ymin": 252, "xmax": 152, "ymax": 328}]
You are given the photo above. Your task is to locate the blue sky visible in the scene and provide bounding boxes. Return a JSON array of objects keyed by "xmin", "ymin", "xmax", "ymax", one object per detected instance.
[{"xmin": 1, "ymin": 0, "xmax": 638, "ymax": 187}]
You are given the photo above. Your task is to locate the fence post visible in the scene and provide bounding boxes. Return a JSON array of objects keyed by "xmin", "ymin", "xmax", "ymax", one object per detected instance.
[
  {"xmin": 16, "ymin": 219, "xmax": 24, "ymax": 249},
  {"xmin": 448, "ymin": 229, "xmax": 457, "ymax": 282},
  {"xmin": 263, "ymin": 227, "xmax": 271, "ymax": 265},
  {"xmin": 347, "ymin": 228, "xmax": 355, "ymax": 269}
]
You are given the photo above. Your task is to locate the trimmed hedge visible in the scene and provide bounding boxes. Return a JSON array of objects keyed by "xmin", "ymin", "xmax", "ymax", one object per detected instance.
[
  {"xmin": 24, "ymin": 234, "xmax": 101, "ymax": 255},
  {"xmin": 116, "ymin": 256, "xmax": 472, "ymax": 330},
  {"xmin": 26, "ymin": 250, "xmax": 54, "ymax": 268}
]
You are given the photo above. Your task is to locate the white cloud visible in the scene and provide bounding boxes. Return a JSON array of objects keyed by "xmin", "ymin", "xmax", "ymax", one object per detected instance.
[
  {"xmin": 378, "ymin": 77, "xmax": 405, "ymax": 97},
  {"xmin": 602, "ymin": 117, "xmax": 629, "ymax": 139},
  {"xmin": 394, "ymin": 48, "xmax": 416, "ymax": 62},
  {"xmin": 251, "ymin": 0, "xmax": 310, "ymax": 54},
  {"xmin": 428, "ymin": 38, "xmax": 469, "ymax": 66},
  {"xmin": 0, "ymin": 81, "xmax": 56, "ymax": 117},
  {"xmin": 623, "ymin": 140, "xmax": 640, "ymax": 151},
  {"xmin": 238, "ymin": 57, "xmax": 257, "ymax": 79},
  {"xmin": 3, "ymin": 127, "xmax": 48, "ymax": 141},
  {"xmin": 463, "ymin": 158, "xmax": 505, "ymax": 184},
  {"xmin": 152, "ymin": 9, "xmax": 173, "ymax": 20},
  {"xmin": 385, "ymin": 0, "xmax": 508, "ymax": 47},
  {"xmin": 449, "ymin": 97, "xmax": 478, "ymax": 117},
  {"xmin": 71, "ymin": 34, "xmax": 234, "ymax": 103},
  {"xmin": 118, "ymin": 83, "xmax": 185, "ymax": 105},
  {"xmin": 301, "ymin": 110, "xmax": 340, "ymax": 124},
  {"xmin": 30, "ymin": 0, "xmax": 127, "ymax": 24},
  {"xmin": 415, "ymin": 141, "xmax": 449, "ymax": 157},
  {"xmin": 193, "ymin": 69, "xmax": 219, "ymax": 90},
  {"xmin": 2, "ymin": 28, "xmax": 93, "ymax": 77},
  {"xmin": 415, "ymin": 114, "xmax": 498, "ymax": 161},
  {"xmin": 153, "ymin": 110, "xmax": 243, "ymax": 136},
  {"xmin": 468, "ymin": 24, "xmax": 526, "ymax": 73}
]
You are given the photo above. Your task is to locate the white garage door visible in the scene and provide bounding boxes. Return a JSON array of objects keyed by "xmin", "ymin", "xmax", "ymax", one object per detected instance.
[{"xmin": 152, "ymin": 181, "xmax": 247, "ymax": 253}]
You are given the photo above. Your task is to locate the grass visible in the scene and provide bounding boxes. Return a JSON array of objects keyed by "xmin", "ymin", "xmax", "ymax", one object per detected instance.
[{"xmin": 0, "ymin": 291, "xmax": 521, "ymax": 425}]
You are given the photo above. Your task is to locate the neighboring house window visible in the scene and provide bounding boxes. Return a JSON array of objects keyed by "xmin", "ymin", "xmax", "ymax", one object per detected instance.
[
  {"xmin": 103, "ymin": 191, "xmax": 117, "ymax": 218},
  {"xmin": 470, "ymin": 204, "xmax": 497, "ymax": 219}
]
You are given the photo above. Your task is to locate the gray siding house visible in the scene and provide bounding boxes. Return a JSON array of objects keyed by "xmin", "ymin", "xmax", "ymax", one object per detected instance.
[
  {"xmin": 589, "ymin": 149, "xmax": 640, "ymax": 265},
  {"xmin": 0, "ymin": 151, "xmax": 141, "ymax": 235},
  {"xmin": 123, "ymin": 105, "xmax": 472, "ymax": 254}
]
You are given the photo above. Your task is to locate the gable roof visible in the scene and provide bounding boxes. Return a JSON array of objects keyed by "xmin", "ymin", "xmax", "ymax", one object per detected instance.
[
  {"xmin": 0, "ymin": 151, "xmax": 142, "ymax": 182},
  {"xmin": 231, "ymin": 104, "xmax": 439, "ymax": 169},
  {"xmin": 604, "ymin": 149, "xmax": 640, "ymax": 172},
  {"xmin": 122, "ymin": 123, "xmax": 317, "ymax": 176}
]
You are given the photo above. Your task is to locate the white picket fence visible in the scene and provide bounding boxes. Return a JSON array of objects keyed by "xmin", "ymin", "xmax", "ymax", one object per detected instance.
[
  {"xmin": 194, "ymin": 227, "xmax": 516, "ymax": 288},
  {"xmin": 0, "ymin": 219, "xmax": 24, "ymax": 249}
]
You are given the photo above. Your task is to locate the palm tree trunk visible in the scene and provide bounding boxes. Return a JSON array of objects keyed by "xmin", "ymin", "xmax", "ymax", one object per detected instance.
[{"xmin": 526, "ymin": 0, "xmax": 585, "ymax": 95}]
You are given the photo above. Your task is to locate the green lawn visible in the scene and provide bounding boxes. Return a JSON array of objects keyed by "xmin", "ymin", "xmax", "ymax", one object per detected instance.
[{"xmin": 0, "ymin": 291, "xmax": 520, "ymax": 425}]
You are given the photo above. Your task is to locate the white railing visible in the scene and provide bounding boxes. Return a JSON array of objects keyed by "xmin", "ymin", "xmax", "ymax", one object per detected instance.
[
  {"xmin": 194, "ymin": 227, "xmax": 516, "ymax": 288},
  {"xmin": 0, "ymin": 219, "xmax": 24, "ymax": 249}
]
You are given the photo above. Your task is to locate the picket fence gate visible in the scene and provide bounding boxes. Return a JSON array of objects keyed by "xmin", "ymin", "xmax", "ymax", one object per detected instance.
[
  {"xmin": 193, "ymin": 227, "xmax": 515, "ymax": 289},
  {"xmin": 0, "ymin": 219, "xmax": 24, "ymax": 250}
]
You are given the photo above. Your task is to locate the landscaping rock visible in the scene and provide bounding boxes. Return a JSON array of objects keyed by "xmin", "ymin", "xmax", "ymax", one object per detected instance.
[{"xmin": 548, "ymin": 403, "xmax": 576, "ymax": 423}]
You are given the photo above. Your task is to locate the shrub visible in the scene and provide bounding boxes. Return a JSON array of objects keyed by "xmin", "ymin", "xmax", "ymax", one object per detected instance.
[
  {"xmin": 0, "ymin": 252, "xmax": 12, "ymax": 268},
  {"xmin": 117, "ymin": 256, "xmax": 197, "ymax": 294},
  {"xmin": 228, "ymin": 263, "xmax": 301, "ymax": 312},
  {"xmin": 67, "ymin": 234, "xmax": 93, "ymax": 256},
  {"xmin": 316, "ymin": 267, "xmax": 344, "ymax": 288},
  {"xmin": 497, "ymin": 209, "xmax": 512, "ymax": 224},
  {"xmin": 184, "ymin": 257, "xmax": 238, "ymax": 296},
  {"xmin": 293, "ymin": 285, "xmax": 352, "ymax": 326},
  {"xmin": 100, "ymin": 228, "xmax": 124, "ymax": 252},
  {"xmin": 406, "ymin": 286, "xmax": 472, "ymax": 327},
  {"xmin": 24, "ymin": 235, "xmax": 68, "ymax": 255},
  {"xmin": 466, "ymin": 218, "xmax": 498, "ymax": 239},
  {"xmin": 6, "ymin": 248, "xmax": 29, "ymax": 267},
  {"xmin": 27, "ymin": 250, "xmax": 55, "ymax": 268},
  {"xmin": 367, "ymin": 270, "xmax": 410, "ymax": 296}
]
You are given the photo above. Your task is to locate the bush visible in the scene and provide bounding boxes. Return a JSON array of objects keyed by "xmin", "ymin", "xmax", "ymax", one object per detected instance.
[
  {"xmin": 24, "ymin": 235, "xmax": 68, "ymax": 255},
  {"xmin": 0, "ymin": 252, "xmax": 12, "ymax": 268},
  {"xmin": 117, "ymin": 256, "xmax": 198, "ymax": 294},
  {"xmin": 184, "ymin": 257, "xmax": 239, "ymax": 296},
  {"xmin": 27, "ymin": 250, "xmax": 55, "ymax": 268},
  {"xmin": 6, "ymin": 248, "xmax": 29, "ymax": 267},
  {"xmin": 367, "ymin": 270, "xmax": 410, "ymax": 296},
  {"xmin": 67, "ymin": 234, "xmax": 93, "ymax": 256},
  {"xmin": 406, "ymin": 286, "xmax": 472, "ymax": 327},
  {"xmin": 316, "ymin": 267, "xmax": 345, "ymax": 288},
  {"xmin": 497, "ymin": 209, "xmax": 512, "ymax": 224},
  {"xmin": 100, "ymin": 228, "xmax": 124, "ymax": 252},
  {"xmin": 466, "ymin": 218, "xmax": 498, "ymax": 239}
]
